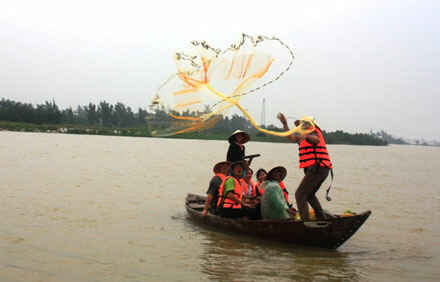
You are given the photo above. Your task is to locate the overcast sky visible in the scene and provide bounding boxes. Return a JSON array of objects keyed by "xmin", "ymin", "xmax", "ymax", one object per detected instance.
[{"xmin": 1, "ymin": 0, "xmax": 439, "ymax": 140}]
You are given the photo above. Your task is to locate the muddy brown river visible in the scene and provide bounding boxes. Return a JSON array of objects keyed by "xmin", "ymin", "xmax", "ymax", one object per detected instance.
[{"xmin": 0, "ymin": 131, "xmax": 439, "ymax": 281}]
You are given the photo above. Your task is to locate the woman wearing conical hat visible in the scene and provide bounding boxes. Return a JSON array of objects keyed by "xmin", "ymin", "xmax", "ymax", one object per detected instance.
[
  {"xmin": 226, "ymin": 130, "xmax": 250, "ymax": 163},
  {"xmin": 277, "ymin": 113, "xmax": 333, "ymax": 221},
  {"xmin": 260, "ymin": 166, "xmax": 291, "ymax": 220},
  {"xmin": 266, "ymin": 166, "xmax": 291, "ymax": 207}
]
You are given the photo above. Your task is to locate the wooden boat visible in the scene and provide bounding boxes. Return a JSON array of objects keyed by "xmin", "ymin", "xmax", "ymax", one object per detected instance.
[{"xmin": 185, "ymin": 193, "xmax": 371, "ymax": 249}]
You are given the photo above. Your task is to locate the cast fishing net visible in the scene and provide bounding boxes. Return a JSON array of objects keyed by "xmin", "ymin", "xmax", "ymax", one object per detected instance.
[{"xmin": 149, "ymin": 33, "xmax": 315, "ymax": 137}]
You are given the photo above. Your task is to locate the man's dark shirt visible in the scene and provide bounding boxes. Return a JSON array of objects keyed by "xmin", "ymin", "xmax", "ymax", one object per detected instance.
[
  {"xmin": 227, "ymin": 142, "xmax": 245, "ymax": 162},
  {"xmin": 206, "ymin": 175, "xmax": 223, "ymax": 212}
]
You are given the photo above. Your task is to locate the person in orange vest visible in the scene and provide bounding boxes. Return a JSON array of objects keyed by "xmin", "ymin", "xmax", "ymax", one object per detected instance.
[
  {"xmin": 242, "ymin": 168, "xmax": 257, "ymax": 198},
  {"xmin": 202, "ymin": 161, "xmax": 231, "ymax": 216},
  {"xmin": 217, "ymin": 161, "xmax": 247, "ymax": 218},
  {"xmin": 277, "ymin": 113, "xmax": 332, "ymax": 221},
  {"xmin": 241, "ymin": 168, "xmax": 261, "ymax": 219},
  {"xmin": 255, "ymin": 168, "xmax": 267, "ymax": 195}
]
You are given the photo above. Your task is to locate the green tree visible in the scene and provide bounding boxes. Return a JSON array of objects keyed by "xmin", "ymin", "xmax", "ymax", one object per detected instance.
[
  {"xmin": 98, "ymin": 101, "xmax": 113, "ymax": 126},
  {"xmin": 61, "ymin": 107, "xmax": 75, "ymax": 124},
  {"xmin": 85, "ymin": 103, "xmax": 98, "ymax": 125},
  {"xmin": 75, "ymin": 105, "xmax": 88, "ymax": 124}
]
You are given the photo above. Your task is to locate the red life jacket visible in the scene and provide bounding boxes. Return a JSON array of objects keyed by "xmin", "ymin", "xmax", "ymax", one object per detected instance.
[
  {"xmin": 298, "ymin": 128, "xmax": 332, "ymax": 169},
  {"xmin": 215, "ymin": 173, "xmax": 227, "ymax": 183},
  {"xmin": 217, "ymin": 176, "xmax": 243, "ymax": 209},
  {"xmin": 212, "ymin": 173, "xmax": 227, "ymax": 203},
  {"xmin": 280, "ymin": 181, "xmax": 289, "ymax": 203}
]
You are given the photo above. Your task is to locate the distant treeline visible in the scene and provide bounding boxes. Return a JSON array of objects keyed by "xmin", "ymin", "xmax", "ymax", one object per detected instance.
[
  {"xmin": 0, "ymin": 98, "xmax": 148, "ymax": 127},
  {"xmin": 0, "ymin": 98, "xmax": 402, "ymax": 145}
]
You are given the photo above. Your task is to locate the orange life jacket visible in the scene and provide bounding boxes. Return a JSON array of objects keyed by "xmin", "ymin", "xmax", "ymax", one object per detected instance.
[
  {"xmin": 217, "ymin": 176, "xmax": 243, "ymax": 209},
  {"xmin": 212, "ymin": 173, "xmax": 227, "ymax": 203},
  {"xmin": 215, "ymin": 173, "xmax": 227, "ymax": 183},
  {"xmin": 280, "ymin": 181, "xmax": 289, "ymax": 203},
  {"xmin": 299, "ymin": 128, "xmax": 332, "ymax": 169}
]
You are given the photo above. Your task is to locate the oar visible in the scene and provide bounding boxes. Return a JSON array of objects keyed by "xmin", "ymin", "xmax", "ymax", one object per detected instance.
[
  {"xmin": 243, "ymin": 154, "xmax": 261, "ymax": 160},
  {"xmin": 243, "ymin": 154, "xmax": 261, "ymax": 166}
]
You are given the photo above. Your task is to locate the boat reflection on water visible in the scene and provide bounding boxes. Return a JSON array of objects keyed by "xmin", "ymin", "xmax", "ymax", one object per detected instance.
[{"xmin": 192, "ymin": 222, "xmax": 363, "ymax": 282}]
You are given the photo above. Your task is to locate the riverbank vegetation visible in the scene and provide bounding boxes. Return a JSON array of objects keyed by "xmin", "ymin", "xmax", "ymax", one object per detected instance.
[{"xmin": 0, "ymin": 98, "xmax": 409, "ymax": 146}]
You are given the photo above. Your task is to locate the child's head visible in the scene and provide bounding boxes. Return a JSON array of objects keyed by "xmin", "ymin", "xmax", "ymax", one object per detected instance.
[{"xmin": 256, "ymin": 168, "xmax": 267, "ymax": 182}]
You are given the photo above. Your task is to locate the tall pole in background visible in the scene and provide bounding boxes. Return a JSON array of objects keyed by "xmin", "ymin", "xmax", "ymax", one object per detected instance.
[{"xmin": 261, "ymin": 98, "xmax": 266, "ymax": 128}]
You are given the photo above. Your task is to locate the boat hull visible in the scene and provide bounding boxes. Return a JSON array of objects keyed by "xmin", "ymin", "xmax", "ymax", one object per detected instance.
[{"xmin": 185, "ymin": 193, "xmax": 371, "ymax": 249}]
